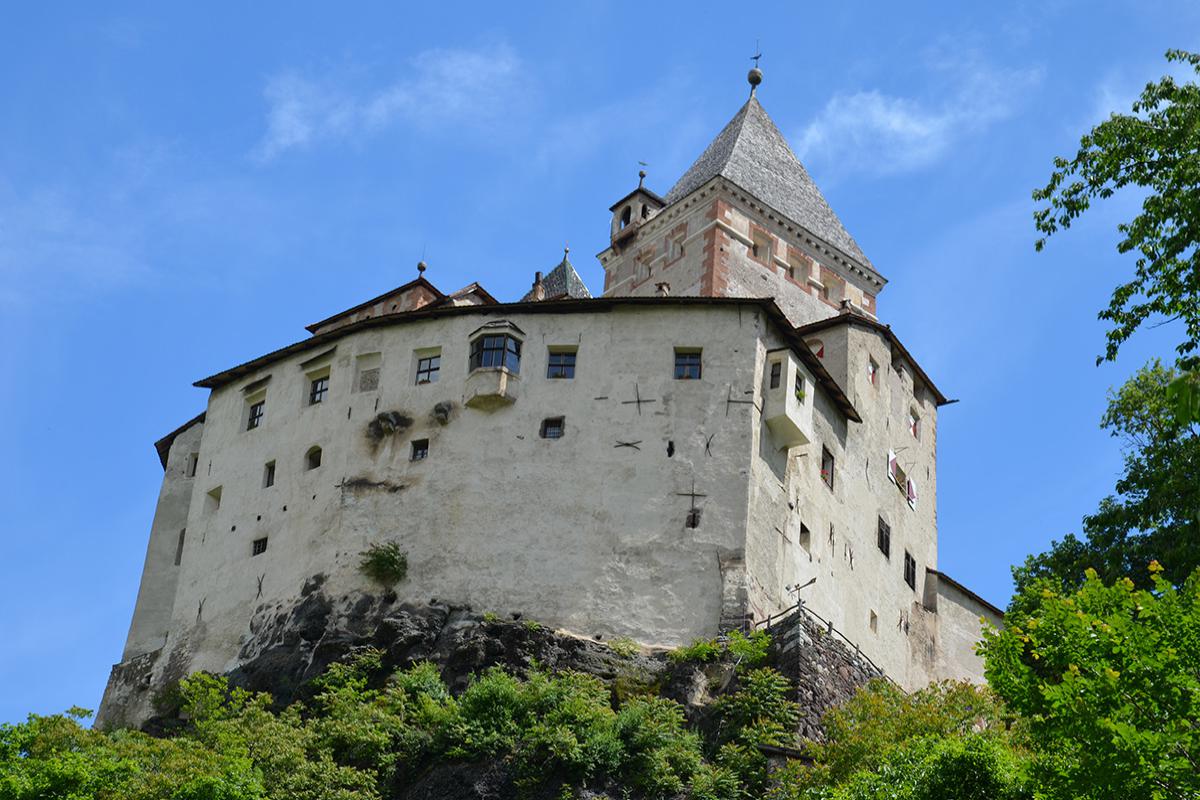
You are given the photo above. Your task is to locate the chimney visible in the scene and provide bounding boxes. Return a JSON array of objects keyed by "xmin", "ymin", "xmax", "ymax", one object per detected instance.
[
  {"xmin": 655, "ymin": 282, "xmax": 670, "ymax": 297},
  {"xmin": 530, "ymin": 271, "xmax": 545, "ymax": 301}
]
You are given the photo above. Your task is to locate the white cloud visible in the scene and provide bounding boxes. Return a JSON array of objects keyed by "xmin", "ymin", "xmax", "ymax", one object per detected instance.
[
  {"xmin": 796, "ymin": 54, "xmax": 1042, "ymax": 177},
  {"xmin": 254, "ymin": 43, "xmax": 524, "ymax": 161}
]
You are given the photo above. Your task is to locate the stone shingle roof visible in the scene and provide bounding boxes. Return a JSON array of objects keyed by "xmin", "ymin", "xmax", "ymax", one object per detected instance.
[
  {"xmin": 521, "ymin": 252, "xmax": 592, "ymax": 301},
  {"xmin": 665, "ymin": 97, "xmax": 871, "ymax": 269}
]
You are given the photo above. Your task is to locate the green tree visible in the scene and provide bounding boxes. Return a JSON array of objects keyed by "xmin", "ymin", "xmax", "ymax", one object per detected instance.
[
  {"xmin": 1034, "ymin": 49, "xmax": 1200, "ymax": 370},
  {"xmin": 982, "ymin": 564, "xmax": 1200, "ymax": 800},
  {"xmin": 1012, "ymin": 360, "xmax": 1200, "ymax": 595}
]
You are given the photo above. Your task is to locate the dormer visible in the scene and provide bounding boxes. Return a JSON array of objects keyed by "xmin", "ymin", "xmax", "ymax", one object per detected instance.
[{"xmin": 609, "ymin": 171, "xmax": 665, "ymax": 244}]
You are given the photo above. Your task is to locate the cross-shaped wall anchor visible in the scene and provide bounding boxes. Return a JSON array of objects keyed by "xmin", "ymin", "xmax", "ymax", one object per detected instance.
[
  {"xmin": 676, "ymin": 477, "xmax": 707, "ymax": 509},
  {"xmin": 621, "ymin": 383, "xmax": 658, "ymax": 415},
  {"xmin": 256, "ymin": 575, "xmax": 265, "ymax": 599},
  {"xmin": 614, "ymin": 440, "xmax": 642, "ymax": 450},
  {"xmin": 197, "ymin": 597, "xmax": 205, "ymax": 621}
]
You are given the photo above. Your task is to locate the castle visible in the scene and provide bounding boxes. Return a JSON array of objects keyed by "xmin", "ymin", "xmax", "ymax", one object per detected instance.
[{"xmin": 98, "ymin": 70, "xmax": 1002, "ymax": 728}]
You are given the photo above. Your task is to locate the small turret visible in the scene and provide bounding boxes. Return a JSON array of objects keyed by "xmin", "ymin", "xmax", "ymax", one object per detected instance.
[{"xmin": 609, "ymin": 168, "xmax": 665, "ymax": 241}]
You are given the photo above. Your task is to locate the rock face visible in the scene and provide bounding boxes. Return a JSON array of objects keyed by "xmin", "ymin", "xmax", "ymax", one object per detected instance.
[{"xmin": 127, "ymin": 579, "xmax": 881, "ymax": 777}]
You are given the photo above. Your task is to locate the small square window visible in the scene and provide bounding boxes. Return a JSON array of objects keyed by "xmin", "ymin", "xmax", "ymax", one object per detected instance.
[
  {"xmin": 246, "ymin": 400, "xmax": 265, "ymax": 430},
  {"xmin": 410, "ymin": 439, "xmax": 429, "ymax": 461},
  {"xmin": 416, "ymin": 354, "xmax": 441, "ymax": 384},
  {"xmin": 205, "ymin": 486, "xmax": 222, "ymax": 513},
  {"xmin": 820, "ymin": 447, "xmax": 835, "ymax": 490},
  {"xmin": 547, "ymin": 350, "xmax": 576, "ymax": 379},
  {"xmin": 877, "ymin": 517, "xmax": 891, "ymax": 559},
  {"xmin": 674, "ymin": 349, "xmax": 702, "ymax": 380},
  {"xmin": 540, "ymin": 417, "xmax": 565, "ymax": 439},
  {"xmin": 309, "ymin": 376, "xmax": 329, "ymax": 405},
  {"xmin": 252, "ymin": 537, "xmax": 268, "ymax": 557},
  {"xmin": 769, "ymin": 361, "xmax": 782, "ymax": 389},
  {"xmin": 305, "ymin": 446, "xmax": 322, "ymax": 470},
  {"xmin": 263, "ymin": 461, "xmax": 276, "ymax": 488},
  {"xmin": 685, "ymin": 508, "xmax": 702, "ymax": 528},
  {"xmin": 904, "ymin": 552, "xmax": 917, "ymax": 590}
]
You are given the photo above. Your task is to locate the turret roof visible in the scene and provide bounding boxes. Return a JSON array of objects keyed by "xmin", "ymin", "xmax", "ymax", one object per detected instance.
[
  {"xmin": 664, "ymin": 96, "xmax": 871, "ymax": 269},
  {"xmin": 521, "ymin": 251, "xmax": 592, "ymax": 301}
]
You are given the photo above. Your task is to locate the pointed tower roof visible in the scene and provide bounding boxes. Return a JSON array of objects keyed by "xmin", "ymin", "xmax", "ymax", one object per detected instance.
[
  {"xmin": 521, "ymin": 248, "xmax": 592, "ymax": 301},
  {"xmin": 664, "ymin": 96, "xmax": 870, "ymax": 268}
]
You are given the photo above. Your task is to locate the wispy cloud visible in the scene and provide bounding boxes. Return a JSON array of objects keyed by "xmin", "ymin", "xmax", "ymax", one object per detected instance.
[
  {"xmin": 254, "ymin": 43, "xmax": 524, "ymax": 161},
  {"xmin": 796, "ymin": 52, "xmax": 1042, "ymax": 177}
]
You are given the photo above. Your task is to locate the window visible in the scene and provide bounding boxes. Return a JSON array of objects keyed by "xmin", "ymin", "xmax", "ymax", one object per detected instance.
[
  {"xmin": 906, "ymin": 478, "xmax": 919, "ymax": 510},
  {"xmin": 877, "ymin": 517, "xmax": 891, "ymax": 558},
  {"xmin": 794, "ymin": 373, "xmax": 806, "ymax": 403},
  {"xmin": 904, "ymin": 552, "xmax": 917, "ymax": 590},
  {"xmin": 685, "ymin": 508, "xmax": 702, "ymax": 528},
  {"xmin": 547, "ymin": 349, "xmax": 577, "ymax": 379},
  {"xmin": 868, "ymin": 358, "xmax": 878, "ymax": 386},
  {"xmin": 410, "ymin": 439, "xmax": 429, "ymax": 461},
  {"xmin": 769, "ymin": 361, "xmax": 782, "ymax": 389},
  {"xmin": 174, "ymin": 529, "xmax": 186, "ymax": 566},
  {"xmin": 751, "ymin": 231, "xmax": 771, "ymax": 263},
  {"xmin": 415, "ymin": 354, "xmax": 441, "ymax": 384},
  {"xmin": 820, "ymin": 447, "xmax": 835, "ymax": 490},
  {"xmin": 309, "ymin": 376, "xmax": 329, "ymax": 405},
  {"xmin": 909, "ymin": 409, "xmax": 921, "ymax": 439},
  {"xmin": 355, "ymin": 353, "xmax": 381, "ymax": 393},
  {"xmin": 205, "ymin": 486, "xmax": 222, "ymax": 513},
  {"xmin": 869, "ymin": 610, "xmax": 878, "ymax": 633},
  {"xmin": 620, "ymin": 206, "xmax": 631, "ymax": 229},
  {"xmin": 807, "ymin": 339, "xmax": 825, "ymax": 359},
  {"xmin": 668, "ymin": 235, "xmax": 684, "ymax": 262},
  {"xmin": 252, "ymin": 537, "xmax": 268, "ymax": 557},
  {"xmin": 798, "ymin": 522, "xmax": 811, "ymax": 550},
  {"xmin": 787, "ymin": 257, "xmax": 808, "ymax": 284},
  {"xmin": 246, "ymin": 400, "xmax": 265, "ymax": 430},
  {"xmin": 674, "ymin": 349, "xmax": 702, "ymax": 380},
  {"xmin": 470, "ymin": 334, "xmax": 521, "ymax": 373},
  {"xmin": 186, "ymin": 453, "xmax": 199, "ymax": 477},
  {"xmin": 263, "ymin": 461, "xmax": 276, "ymax": 488},
  {"xmin": 305, "ymin": 446, "xmax": 322, "ymax": 471},
  {"xmin": 540, "ymin": 417, "xmax": 565, "ymax": 439}
]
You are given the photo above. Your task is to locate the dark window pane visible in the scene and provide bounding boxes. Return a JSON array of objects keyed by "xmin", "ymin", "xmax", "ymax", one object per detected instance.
[
  {"xmin": 769, "ymin": 362, "xmax": 781, "ymax": 389},
  {"xmin": 674, "ymin": 351, "xmax": 702, "ymax": 380}
]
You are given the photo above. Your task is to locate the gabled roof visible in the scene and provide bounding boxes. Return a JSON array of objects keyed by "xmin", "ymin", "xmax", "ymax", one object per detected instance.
[
  {"xmin": 447, "ymin": 282, "xmax": 499, "ymax": 306},
  {"xmin": 793, "ymin": 311, "xmax": 951, "ymax": 406},
  {"xmin": 521, "ymin": 252, "xmax": 593, "ymax": 301},
  {"xmin": 665, "ymin": 97, "xmax": 871, "ymax": 269},
  {"xmin": 305, "ymin": 276, "xmax": 446, "ymax": 334}
]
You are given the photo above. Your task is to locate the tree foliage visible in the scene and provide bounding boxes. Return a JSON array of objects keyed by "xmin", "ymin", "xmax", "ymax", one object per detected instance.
[
  {"xmin": 982, "ymin": 565, "xmax": 1200, "ymax": 800},
  {"xmin": 1012, "ymin": 360, "xmax": 1200, "ymax": 597},
  {"xmin": 1033, "ymin": 49, "xmax": 1200, "ymax": 369}
]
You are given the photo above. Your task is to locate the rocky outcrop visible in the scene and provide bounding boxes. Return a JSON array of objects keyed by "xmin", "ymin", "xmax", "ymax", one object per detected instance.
[{"xmin": 132, "ymin": 577, "xmax": 881, "ymax": 751}]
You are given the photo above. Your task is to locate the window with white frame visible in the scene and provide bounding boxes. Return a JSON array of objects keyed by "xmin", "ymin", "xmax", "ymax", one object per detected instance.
[{"xmin": 415, "ymin": 350, "xmax": 441, "ymax": 384}]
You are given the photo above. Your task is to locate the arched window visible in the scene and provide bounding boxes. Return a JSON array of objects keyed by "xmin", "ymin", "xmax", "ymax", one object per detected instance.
[
  {"xmin": 641, "ymin": 203, "xmax": 650, "ymax": 219},
  {"xmin": 305, "ymin": 445, "xmax": 322, "ymax": 471},
  {"xmin": 619, "ymin": 206, "xmax": 632, "ymax": 229}
]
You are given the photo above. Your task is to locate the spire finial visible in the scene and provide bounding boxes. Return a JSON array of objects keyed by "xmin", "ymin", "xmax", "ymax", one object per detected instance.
[
  {"xmin": 417, "ymin": 260, "xmax": 427, "ymax": 276},
  {"xmin": 748, "ymin": 45, "xmax": 763, "ymax": 97},
  {"xmin": 564, "ymin": 243, "xmax": 570, "ymax": 259},
  {"xmin": 637, "ymin": 161, "xmax": 647, "ymax": 188}
]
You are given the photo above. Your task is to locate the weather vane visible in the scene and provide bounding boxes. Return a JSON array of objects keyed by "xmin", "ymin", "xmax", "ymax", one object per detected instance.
[{"xmin": 748, "ymin": 42, "xmax": 764, "ymax": 96}]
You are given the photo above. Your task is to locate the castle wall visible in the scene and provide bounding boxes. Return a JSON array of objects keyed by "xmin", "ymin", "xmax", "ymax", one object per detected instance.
[
  {"xmin": 121, "ymin": 421, "xmax": 203, "ymax": 660},
  {"xmin": 743, "ymin": 323, "xmax": 942, "ymax": 690},
  {"xmin": 127, "ymin": 304, "xmax": 786, "ymax": 701},
  {"xmin": 928, "ymin": 573, "xmax": 1005, "ymax": 684}
]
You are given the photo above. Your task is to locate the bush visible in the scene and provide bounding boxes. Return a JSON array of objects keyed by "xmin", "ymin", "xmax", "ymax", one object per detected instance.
[
  {"xmin": 607, "ymin": 636, "xmax": 639, "ymax": 658},
  {"xmin": 668, "ymin": 630, "xmax": 772, "ymax": 668},
  {"xmin": 358, "ymin": 542, "xmax": 408, "ymax": 587}
]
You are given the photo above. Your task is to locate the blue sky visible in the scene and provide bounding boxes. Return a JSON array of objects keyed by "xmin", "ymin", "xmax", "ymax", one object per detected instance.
[{"xmin": 2, "ymin": 2, "xmax": 1195, "ymax": 724}]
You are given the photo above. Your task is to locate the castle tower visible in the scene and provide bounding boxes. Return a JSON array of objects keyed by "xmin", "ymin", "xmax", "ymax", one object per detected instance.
[{"xmin": 599, "ymin": 71, "xmax": 886, "ymax": 327}]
